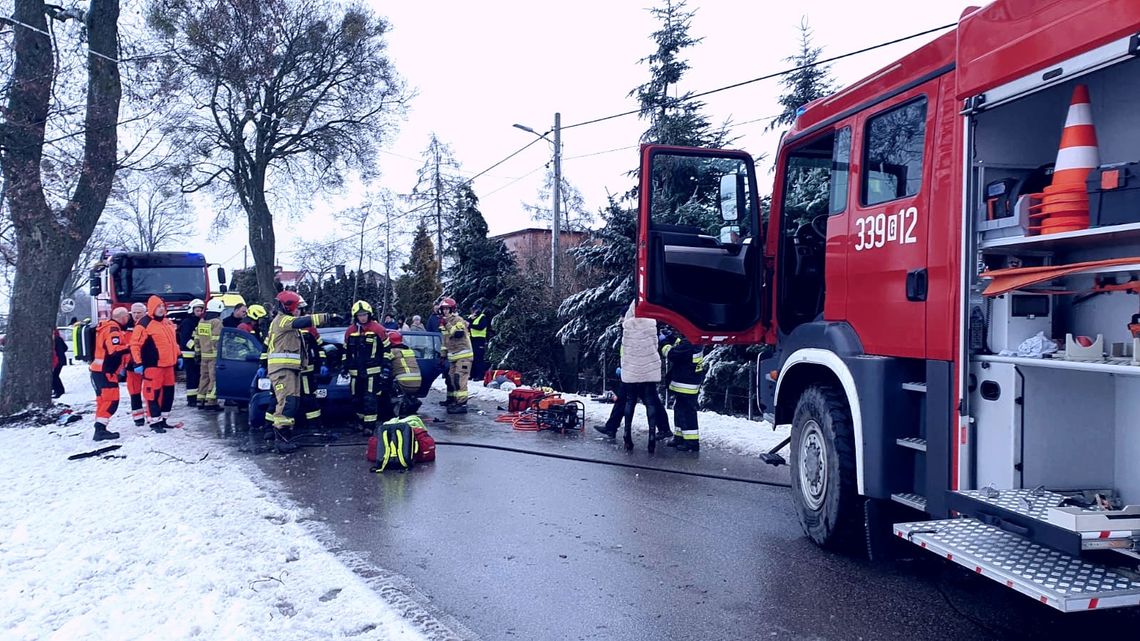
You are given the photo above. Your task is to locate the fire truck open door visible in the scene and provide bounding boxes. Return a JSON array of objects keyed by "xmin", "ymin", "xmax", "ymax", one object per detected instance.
[{"xmin": 636, "ymin": 145, "xmax": 768, "ymax": 344}]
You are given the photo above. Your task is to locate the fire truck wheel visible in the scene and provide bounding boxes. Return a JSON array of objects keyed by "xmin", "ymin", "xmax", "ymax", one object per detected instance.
[{"xmin": 789, "ymin": 384, "xmax": 862, "ymax": 551}]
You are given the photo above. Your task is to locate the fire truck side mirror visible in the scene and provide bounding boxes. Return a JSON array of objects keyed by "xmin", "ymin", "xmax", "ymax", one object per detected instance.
[{"xmin": 719, "ymin": 174, "xmax": 744, "ymax": 222}]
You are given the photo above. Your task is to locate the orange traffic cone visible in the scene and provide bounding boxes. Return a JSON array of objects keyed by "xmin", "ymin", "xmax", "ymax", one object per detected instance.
[
  {"xmin": 1051, "ymin": 84, "xmax": 1099, "ymax": 186},
  {"xmin": 1029, "ymin": 84, "xmax": 1098, "ymax": 235}
]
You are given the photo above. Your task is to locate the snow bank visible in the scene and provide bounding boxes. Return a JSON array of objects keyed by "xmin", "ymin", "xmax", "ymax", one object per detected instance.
[
  {"xmin": 0, "ymin": 367, "xmax": 426, "ymax": 641},
  {"xmin": 447, "ymin": 378, "xmax": 791, "ymax": 458}
]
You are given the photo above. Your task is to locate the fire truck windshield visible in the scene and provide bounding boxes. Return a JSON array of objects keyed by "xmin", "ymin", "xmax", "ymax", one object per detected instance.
[{"xmin": 113, "ymin": 266, "xmax": 207, "ymax": 303}]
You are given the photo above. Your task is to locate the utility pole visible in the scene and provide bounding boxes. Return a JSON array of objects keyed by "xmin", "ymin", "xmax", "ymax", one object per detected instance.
[
  {"xmin": 551, "ymin": 112, "xmax": 562, "ymax": 290},
  {"xmin": 243, "ymin": 245, "xmax": 248, "ymax": 270}
]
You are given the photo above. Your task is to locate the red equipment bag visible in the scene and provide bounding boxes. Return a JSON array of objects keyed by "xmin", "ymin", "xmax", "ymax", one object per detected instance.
[
  {"xmin": 413, "ymin": 426, "xmax": 436, "ymax": 463},
  {"xmin": 484, "ymin": 369, "xmax": 523, "ymax": 386},
  {"xmin": 508, "ymin": 387, "xmax": 546, "ymax": 412}
]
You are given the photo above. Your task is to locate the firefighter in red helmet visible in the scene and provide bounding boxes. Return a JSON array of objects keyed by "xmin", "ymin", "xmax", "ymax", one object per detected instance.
[
  {"xmin": 261, "ymin": 291, "xmax": 331, "ymax": 453},
  {"xmin": 438, "ymin": 297, "xmax": 473, "ymax": 414}
]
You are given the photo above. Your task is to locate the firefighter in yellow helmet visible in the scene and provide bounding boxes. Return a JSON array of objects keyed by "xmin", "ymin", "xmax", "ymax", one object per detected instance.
[
  {"xmin": 438, "ymin": 297, "xmax": 473, "ymax": 414},
  {"xmin": 343, "ymin": 301, "xmax": 390, "ymax": 433}
]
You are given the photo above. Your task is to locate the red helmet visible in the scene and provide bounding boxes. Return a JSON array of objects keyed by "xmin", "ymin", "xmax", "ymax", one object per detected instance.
[
  {"xmin": 439, "ymin": 297, "xmax": 457, "ymax": 312},
  {"xmin": 387, "ymin": 330, "xmax": 403, "ymax": 346},
  {"xmin": 276, "ymin": 291, "xmax": 301, "ymax": 314}
]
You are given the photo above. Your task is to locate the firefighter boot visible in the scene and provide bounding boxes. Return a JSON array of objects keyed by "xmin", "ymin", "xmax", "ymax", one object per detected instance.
[
  {"xmin": 273, "ymin": 428, "xmax": 298, "ymax": 454},
  {"xmin": 666, "ymin": 436, "xmax": 683, "ymax": 448},
  {"xmin": 239, "ymin": 428, "xmax": 268, "ymax": 454},
  {"xmin": 150, "ymin": 421, "xmax": 167, "ymax": 434},
  {"xmin": 674, "ymin": 440, "xmax": 700, "ymax": 453},
  {"xmin": 446, "ymin": 403, "xmax": 468, "ymax": 415},
  {"xmin": 93, "ymin": 423, "xmax": 120, "ymax": 441}
]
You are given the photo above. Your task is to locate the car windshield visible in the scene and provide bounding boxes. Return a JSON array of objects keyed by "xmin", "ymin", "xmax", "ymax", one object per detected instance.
[{"xmin": 114, "ymin": 266, "xmax": 207, "ymax": 303}]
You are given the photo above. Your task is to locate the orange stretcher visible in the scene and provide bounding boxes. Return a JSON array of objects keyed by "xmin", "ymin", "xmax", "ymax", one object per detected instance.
[{"xmin": 981, "ymin": 257, "xmax": 1140, "ymax": 296}]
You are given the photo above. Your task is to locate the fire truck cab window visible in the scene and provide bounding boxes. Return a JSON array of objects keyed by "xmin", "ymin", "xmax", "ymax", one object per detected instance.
[
  {"xmin": 777, "ymin": 130, "xmax": 841, "ymax": 330},
  {"xmin": 645, "ymin": 152, "xmax": 762, "ymax": 332},
  {"xmin": 862, "ymin": 98, "xmax": 927, "ymax": 206}
]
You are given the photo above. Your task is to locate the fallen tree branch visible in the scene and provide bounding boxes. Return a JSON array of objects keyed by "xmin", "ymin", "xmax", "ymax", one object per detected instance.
[
  {"xmin": 149, "ymin": 449, "xmax": 210, "ymax": 464},
  {"xmin": 68, "ymin": 444, "xmax": 123, "ymax": 460},
  {"xmin": 249, "ymin": 571, "xmax": 287, "ymax": 592}
]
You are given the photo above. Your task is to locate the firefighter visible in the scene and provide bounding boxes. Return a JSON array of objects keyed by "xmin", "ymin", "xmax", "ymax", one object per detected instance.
[
  {"xmin": 89, "ymin": 308, "xmax": 133, "ymax": 441},
  {"xmin": 343, "ymin": 301, "xmax": 389, "ymax": 434},
  {"xmin": 468, "ymin": 301, "xmax": 491, "ymax": 380},
  {"xmin": 178, "ymin": 299, "xmax": 205, "ymax": 406},
  {"xmin": 131, "ymin": 295, "xmax": 181, "ymax": 432},
  {"xmin": 195, "ymin": 298, "xmax": 225, "ymax": 410},
  {"xmin": 387, "ymin": 330, "xmax": 422, "ymax": 417},
  {"xmin": 238, "ymin": 304, "xmax": 268, "ymax": 344},
  {"xmin": 124, "ymin": 303, "xmax": 147, "ymax": 426},
  {"xmin": 297, "ymin": 296, "xmax": 329, "ymax": 427},
  {"xmin": 661, "ymin": 330, "xmax": 704, "ymax": 452},
  {"xmin": 438, "ymin": 297, "xmax": 473, "ymax": 414},
  {"xmin": 259, "ymin": 291, "xmax": 331, "ymax": 453}
]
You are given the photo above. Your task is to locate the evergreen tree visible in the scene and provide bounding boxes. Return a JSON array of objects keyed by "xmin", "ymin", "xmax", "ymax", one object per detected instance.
[
  {"xmin": 394, "ymin": 223, "xmax": 442, "ymax": 320},
  {"xmin": 767, "ymin": 18, "xmax": 835, "ymax": 132},
  {"xmin": 557, "ymin": 199, "xmax": 637, "ymax": 362},
  {"xmin": 445, "ymin": 185, "xmax": 516, "ymax": 312},
  {"xmin": 488, "ymin": 272, "xmax": 566, "ymax": 388},
  {"xmin": 406, "ymin": 134, "xmax": 464, "ymax": 268}
]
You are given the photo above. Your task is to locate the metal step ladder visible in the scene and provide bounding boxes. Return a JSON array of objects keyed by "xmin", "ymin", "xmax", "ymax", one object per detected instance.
[
  {"xmin": 890, "ymin": 381, "xmax": 930, "ymax": 511},
  {"xmin": 895, "ymin": 518, "xmax": 1140, "ymax": 612}
]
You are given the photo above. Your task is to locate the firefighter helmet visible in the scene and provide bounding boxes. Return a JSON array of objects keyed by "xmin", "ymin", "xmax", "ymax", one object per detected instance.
[
  {"xmin": 206, "ymin": 298, "xmax": 224, "ymax": 314},
  {"xmin": 438, "ymin": 297, "xmax": 457, "ymax": 313},
  {"xmin": 351, "ymin": 300, "xmax": 373, "ymax": 316},
  {"xmin": 276, "ymin": 291, "xmax": 301, "ymax": 314},
  {"xmin": 247, "ymin": 304, "xmax": 267, "ymax": 320},
  {"xmin": 297, "ymin": 296, "xmax": 308, "ymax": 309},
  {"xmin": 387, "ymin": 330, "xmax": 403, "ymax": 346},
  {"xmin": 189, "ymin": 298, "xmax": 205, "ymax": 310}
]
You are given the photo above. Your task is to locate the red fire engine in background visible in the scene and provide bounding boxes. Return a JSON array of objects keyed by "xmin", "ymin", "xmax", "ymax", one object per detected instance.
[{"xmin": 637, "ymin": 0, "xmax": 1140, "ymax": 611}]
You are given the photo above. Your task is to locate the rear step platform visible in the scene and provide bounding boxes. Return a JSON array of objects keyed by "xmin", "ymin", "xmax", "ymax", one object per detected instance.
[{"xmin": 895, "ymin": 518, "xmax": 1140, "ymax": 612}]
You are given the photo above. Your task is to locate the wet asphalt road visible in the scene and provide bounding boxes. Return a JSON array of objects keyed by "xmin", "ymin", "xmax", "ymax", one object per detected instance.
[{"xmin": 203, "ymin": 392, "xmax": 1140, "ymax": 641}]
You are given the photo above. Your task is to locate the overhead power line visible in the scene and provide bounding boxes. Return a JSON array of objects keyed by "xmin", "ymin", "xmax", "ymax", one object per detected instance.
[{"xmin": 560, "ymin": 21, "xmax": 958, "ymax": 132}]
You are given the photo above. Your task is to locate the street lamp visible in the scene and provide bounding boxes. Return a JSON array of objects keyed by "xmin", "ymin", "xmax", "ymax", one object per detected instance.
[{"xmin": 513, "ymin": 113, "xmax": 562, "ymax": 289}]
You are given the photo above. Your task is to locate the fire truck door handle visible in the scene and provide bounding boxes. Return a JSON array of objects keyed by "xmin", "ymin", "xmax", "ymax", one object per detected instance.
[{"xmin": 906, "ymin": 268, "xmax": 928, "ymax": 302}]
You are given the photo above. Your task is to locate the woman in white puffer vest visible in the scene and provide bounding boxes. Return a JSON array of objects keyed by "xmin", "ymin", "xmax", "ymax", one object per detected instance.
[{"xmin": 619, "ymin": 301, "xmax": 670, "ymax": 449}]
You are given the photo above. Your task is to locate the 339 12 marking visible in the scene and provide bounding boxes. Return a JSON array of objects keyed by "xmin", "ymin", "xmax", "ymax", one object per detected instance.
[{"xmin": 854, "ymin": 207, "xmax": 918, "ymax": 251}]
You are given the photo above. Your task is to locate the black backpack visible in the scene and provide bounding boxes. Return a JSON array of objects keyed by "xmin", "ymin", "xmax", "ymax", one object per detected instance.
[{"xmin": 374, "ymin": 418, "xmax": 417, "ymax": 472}]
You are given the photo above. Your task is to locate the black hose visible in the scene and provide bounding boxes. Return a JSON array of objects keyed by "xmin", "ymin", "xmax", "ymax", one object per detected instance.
[{"xmin": 294, "ymin": 436, "xmax": 792, "ymax": 488}]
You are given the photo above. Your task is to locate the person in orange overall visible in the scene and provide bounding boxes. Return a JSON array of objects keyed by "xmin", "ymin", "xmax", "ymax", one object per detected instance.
[
  {"xmin": 123, "ymin": 303, "xmax": 148, "ymax": 426},
  {"xmin": 130, "ymin": 295, "xmax": 182, "ymax": 432},
  {"xmin": 89, "ymin": 308, "xmax": 132, "ymax": 441}
]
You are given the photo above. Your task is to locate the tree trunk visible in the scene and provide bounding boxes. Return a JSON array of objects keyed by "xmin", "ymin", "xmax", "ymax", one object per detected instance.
[
  {"xmin": 246, "ymin": 190, "xmax": 277, "ymax": 306},
  {"xmin": 0, "ymin": 0, "xmax": 121, "ymax": 414}
]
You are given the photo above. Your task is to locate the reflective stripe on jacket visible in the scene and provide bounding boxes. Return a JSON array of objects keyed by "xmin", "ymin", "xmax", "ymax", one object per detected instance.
[
  {"xmin": 469, "ymin": 312, "xmax": 489, "ymax": 340},
  {"xmin": 441, "ymin": 315, "xmax": 473, "ymax": 362}
]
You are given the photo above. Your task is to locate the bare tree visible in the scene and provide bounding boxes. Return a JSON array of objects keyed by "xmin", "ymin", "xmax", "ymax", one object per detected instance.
[
  {"xmin": 292, "ymin": 238, "xmax": 347, "ymax": 312},
  {"xmin": 0, "ymin": 0, "xmax": 121, "ymax": 413},
  {"xmin": 108, "ymin": 171, "xmax": 192, "ymax": 251},
  {"xmin": 147, "ymin": 0, "xmax": 407, "ymax": 304}
]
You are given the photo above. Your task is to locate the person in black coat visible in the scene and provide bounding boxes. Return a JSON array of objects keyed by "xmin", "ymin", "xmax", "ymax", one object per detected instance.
[{"xmin": 52, "ymin": 328, "xmax": 68, "ymax": 398}]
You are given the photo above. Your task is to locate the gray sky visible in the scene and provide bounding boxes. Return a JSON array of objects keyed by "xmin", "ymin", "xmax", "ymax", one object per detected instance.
[{"xmin": 182, "ymin": 0, "xmax": 970, "ymax": 275}]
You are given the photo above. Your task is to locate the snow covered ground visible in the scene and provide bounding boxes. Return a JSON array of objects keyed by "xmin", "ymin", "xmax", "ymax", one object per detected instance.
[
  {"xmin": 0, "ymin": 363, "xmax": 429, "ymax": 641},
  {"xmin": 451, "ymin": 378, "xmax": 791, "ymax": 458}
]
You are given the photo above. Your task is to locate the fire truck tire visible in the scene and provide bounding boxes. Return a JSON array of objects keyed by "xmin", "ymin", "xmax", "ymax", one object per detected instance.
[{"xmin": 789, "ymin": 384, "xmax": 862, "ymax": 551}]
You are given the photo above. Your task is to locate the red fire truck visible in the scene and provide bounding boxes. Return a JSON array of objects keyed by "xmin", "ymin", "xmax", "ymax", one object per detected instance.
[
  {"xmin": 637, "ymin": 0, "xmax": 1140, "ymax": 612},
  {"xmin": 89, "ymin": 251, "xmax": 224, "ymax": 322}
]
